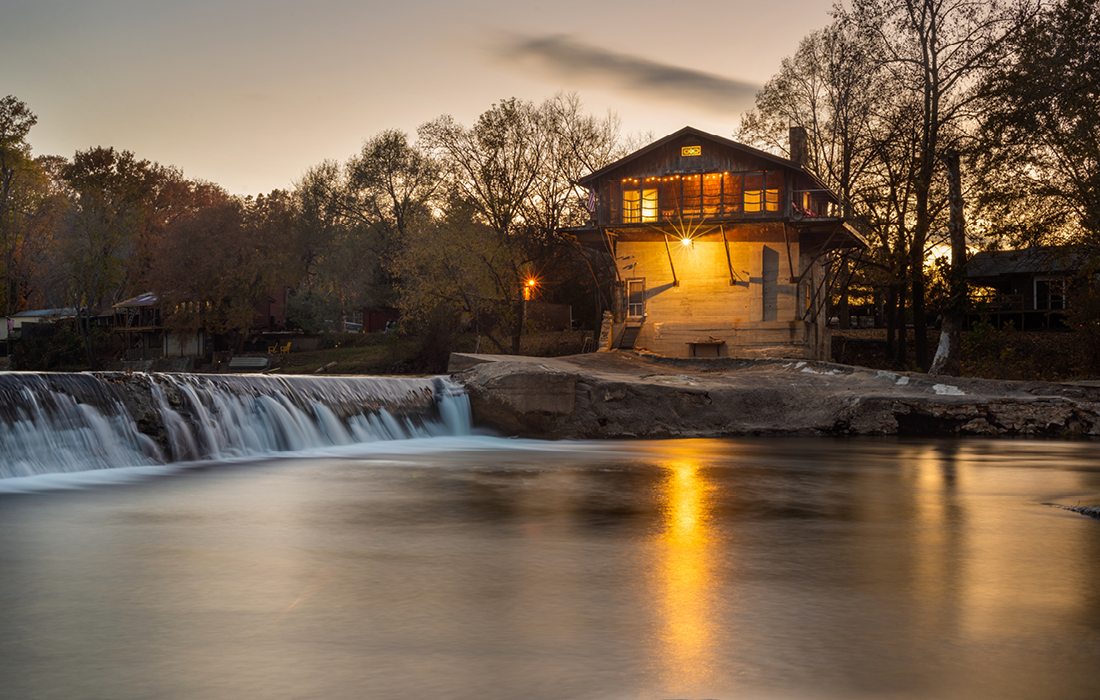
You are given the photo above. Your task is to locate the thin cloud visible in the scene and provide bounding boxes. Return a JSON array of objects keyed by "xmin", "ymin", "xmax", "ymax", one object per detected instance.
[{"xmin": 502, "ymin": 34, "xmax": 760, "ymax": 113}]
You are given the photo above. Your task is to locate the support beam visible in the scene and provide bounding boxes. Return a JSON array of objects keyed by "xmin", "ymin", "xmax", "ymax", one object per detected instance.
[
  {"xmin": 781, "ymin": 223, "xmax": 798, "ymax": 283},
  {"xmin": 719, "ymin": 224, "xmax": 739, "ymax": 285},
  {"xmin": 602, "ymin": 228, "xmax": 621, "ymax": 284},
  {"xmin": 662, "ymin": 233, "xmax": 679, "ymax": 287}
]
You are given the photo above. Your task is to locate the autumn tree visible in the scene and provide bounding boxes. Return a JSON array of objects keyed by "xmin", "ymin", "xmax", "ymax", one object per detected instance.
[
  {"xmin": 390, "ymin": 197, "xmax": 518, "ymax": 353},
  {"xmin": 153, "ymin": 188, "xmax": 295, "ymax": 345},
  {"xmin": 5, "ymin": 155, "xmax": 70, "ymax": 312},
  {"xmin": 289, "ymin": 131, "xmax": 440, "ymax": 332},
  {"xmin": 524, "ymin": 94, "xmax": 623, "ymax": 328},
  {"xmin": 292, "ymin": 161, "xmax": 344, "ymax": 298},
  {"xmin": 738, "ymin": 23, "xmax": 884, "ymax": 211},
  {"xmin": 344, "ymin": 130, "xmax": 440, "ymax": 308},
  {"xmin": 51, "ymin": 147, "xmax": 173, "ymax": 361},
  {"xmin": 0, "ymin": 95, "xmax": 40, "ymax": 315}
]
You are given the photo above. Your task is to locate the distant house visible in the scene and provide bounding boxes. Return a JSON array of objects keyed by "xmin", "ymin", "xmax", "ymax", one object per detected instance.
[
  {"xmin": 113, "ymin": 292, "xmax": 206, "ymax": 360},
  {"xmin": 1, "ymin": 307, "xmax": 78, "ymax": 353},
  {"xmin": 967, "ymin": 247, "xmax": 1090, "ymax": 329},
  {"xmin": 2, "ymin": 308, "xmax": 77, "ymax": 339},
  {"xmin": 567, "ymin": 126, "xmax": 866, "ymax": 359}
]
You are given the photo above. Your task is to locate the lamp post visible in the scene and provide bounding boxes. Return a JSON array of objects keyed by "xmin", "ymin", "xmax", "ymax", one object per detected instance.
[{"xmin": 514, "ymin": 276, "xmax": 539, "ymax": 355}]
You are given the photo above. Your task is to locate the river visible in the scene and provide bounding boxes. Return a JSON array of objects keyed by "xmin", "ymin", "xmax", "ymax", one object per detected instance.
[{"xmin": 2, "ymin": 436, "xmax": 1099, "ymax": 699}]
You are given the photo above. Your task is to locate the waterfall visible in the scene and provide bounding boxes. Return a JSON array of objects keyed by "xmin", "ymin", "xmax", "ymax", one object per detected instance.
[{"xmin": 0, "ymin": 372, "xmax": 472, "ymax": 479}]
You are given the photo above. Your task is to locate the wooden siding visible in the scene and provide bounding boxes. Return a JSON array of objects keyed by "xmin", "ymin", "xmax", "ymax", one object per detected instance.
[
  {"xmin": 611, "ymin": 221, "xmax": 831, "ymax": 358},
  {"xmin": 591, "ymin": 133, "xmax": 824, "ymax": 226}
]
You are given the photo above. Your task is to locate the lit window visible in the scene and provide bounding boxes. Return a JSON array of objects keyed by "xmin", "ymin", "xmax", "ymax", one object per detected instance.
[
  {"xmin": 681, "ymin": 175, "xmax": 702, "ymax": 216},
  {"xmin": 623, "ymin": 187, "xmax": 658, "ymax": 223},
  {"xmin": 744, "ymin": 188, "xmax": 780, "ymax": 213}
]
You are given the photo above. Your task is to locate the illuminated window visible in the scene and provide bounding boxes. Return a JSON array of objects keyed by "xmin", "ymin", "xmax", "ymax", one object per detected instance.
[
  {"xmin": 702, "ymin": 173, "xmax": 722, "ymax": 216},
  {"xmin": 623, "ymin": 186, "xmax": 658, "ymax": 223},
  {"xmin": 744, "ymin": 188, "xmax": 780, "ymax": 212},
  {"xmin": 722, "ymin": 172, "xmax": 742, "ymax": 214},
  {"xmin": 681, "ymin": 175, "xmax": 702, "ymax": 216}
]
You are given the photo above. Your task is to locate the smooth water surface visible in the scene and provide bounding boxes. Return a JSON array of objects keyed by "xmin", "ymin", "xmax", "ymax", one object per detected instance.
[{"xmin": 2, "ymin": 437, "xmax": 1100, "ymax": 699}]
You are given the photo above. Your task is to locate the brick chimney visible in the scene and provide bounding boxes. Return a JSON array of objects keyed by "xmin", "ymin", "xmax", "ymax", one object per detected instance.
[{"xmin": 789, "ymin": 126, "xmax": 809, "ymax": 168}]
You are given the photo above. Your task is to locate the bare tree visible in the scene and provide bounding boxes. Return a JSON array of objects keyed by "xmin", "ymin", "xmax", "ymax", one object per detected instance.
[
  {"xmin": 841, "ymin": 0, "xmax": 1040, "ymax": 368},
  {"xmin": 412, "ymin": 95, "xmax": 623, "ymax": 353}
]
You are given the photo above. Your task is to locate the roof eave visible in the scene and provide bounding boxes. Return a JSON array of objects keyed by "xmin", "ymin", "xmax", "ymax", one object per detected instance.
[{"xmin": 577, "ymin": 126, "xmax": 806, "ymax": 187}]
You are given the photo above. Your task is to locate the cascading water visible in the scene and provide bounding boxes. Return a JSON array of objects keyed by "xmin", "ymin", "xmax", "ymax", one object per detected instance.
[{"xmin": 0, "ymin": 372, "xmax": 472, "ymax": 479}]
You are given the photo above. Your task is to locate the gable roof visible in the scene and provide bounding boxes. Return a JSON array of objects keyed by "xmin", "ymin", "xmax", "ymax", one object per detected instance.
[
  {"xmin": 11, "ymin": 307, "xmax": 77, "ymax": 319},
  {"xmin": 114, "ymin": 292, "xmax": 159, "ymax": 308},
  {"xmin": 967, "ymin": 247, "xmax": 1090, "ymax": 278},
  {"xmin": 578, "ymin": 126, "xmax": 813, "ymax": 186}
]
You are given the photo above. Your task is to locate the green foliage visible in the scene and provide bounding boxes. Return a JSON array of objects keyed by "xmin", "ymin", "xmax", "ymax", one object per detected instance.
[
  {"xmin": 10, "ymin": 321, "xmax": 102, "ymax": 370},
  {"xmin": 57, "ymin": 147, "xmax": 166, "ymax": 314},
  {"xmin": 0, "ymin": 96, "xmax": 44, "ymax": 315},
  {"xmin": 285, "ymin": 291, "xmax": 337, "ymax": 334},
  {"xmin": 391, "ymin": 197, "xmax": 514, "ymax": 350}
]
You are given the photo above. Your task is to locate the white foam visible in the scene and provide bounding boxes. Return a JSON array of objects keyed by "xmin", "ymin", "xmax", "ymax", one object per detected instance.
[{"xmin": 0, "ymin": 372, "xmax": 473, "ymax": 482}]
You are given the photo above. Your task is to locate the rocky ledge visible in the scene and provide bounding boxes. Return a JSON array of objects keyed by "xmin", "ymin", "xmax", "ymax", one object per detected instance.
[{"xmin": 449, "ymin": 352, "xmax": 1100, "ymax": 439}]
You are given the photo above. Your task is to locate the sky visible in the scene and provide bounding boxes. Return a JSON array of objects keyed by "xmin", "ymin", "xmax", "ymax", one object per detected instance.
[{"xmin": 2, "ymin": 0, "xmax": 838, "ymax": 195}]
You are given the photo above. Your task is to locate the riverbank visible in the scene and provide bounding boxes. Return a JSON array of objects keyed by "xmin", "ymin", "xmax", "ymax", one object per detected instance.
[{"xmin": 451, "ymin": 351, "xmax": 1100, "ymax": 439}]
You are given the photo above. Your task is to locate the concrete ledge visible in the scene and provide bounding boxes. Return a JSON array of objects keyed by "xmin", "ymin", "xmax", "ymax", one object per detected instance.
[
  {"xmin": 450, "ymin": 351, "xmax": 1100, "ymax": 439},
  {"xmin": 447, "ymin": 353, "xmax": 549, "ymax": 372}
]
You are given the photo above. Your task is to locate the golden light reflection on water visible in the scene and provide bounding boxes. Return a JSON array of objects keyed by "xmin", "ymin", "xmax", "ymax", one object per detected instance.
[{"xmin": 656, "ymin": 458, "xmax": 719, "ymax": 692}]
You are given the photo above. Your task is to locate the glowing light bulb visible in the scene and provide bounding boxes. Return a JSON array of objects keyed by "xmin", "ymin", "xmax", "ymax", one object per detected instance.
[{"xmin": 680, "ymin": 237, "xmax": 692, "ymax": 247}]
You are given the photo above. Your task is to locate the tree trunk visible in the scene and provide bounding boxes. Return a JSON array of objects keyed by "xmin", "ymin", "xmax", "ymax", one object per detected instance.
[
  {"xmin": 930, "ymin": 149, "xmax": 967, "ymax": 376},
  {"xmin": 511, "ymin": 297, "xmax": 525, "ymax": 354},
  {"xmin": 910, "ymin": 204, "xmax": 929, "ymax": 369},
  {"xmin": 79, "ymin": 310, "xmax": 96, "ymax": 369},
  {"xmin": 895, "ymin": 280, "xmax": 908, "ymax": 369},
  {"xmin": 885, "ymin": 282, "xmax": 897, "ymax": 360},
  {"xmin": 837, "ymin": 259, "xmax": 851, "ymax": 329}
]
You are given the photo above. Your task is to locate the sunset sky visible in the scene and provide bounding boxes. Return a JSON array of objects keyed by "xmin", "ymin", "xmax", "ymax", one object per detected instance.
[{"xmin": 4, "ymin": 0, "xmax": 837, "ymax": 195}]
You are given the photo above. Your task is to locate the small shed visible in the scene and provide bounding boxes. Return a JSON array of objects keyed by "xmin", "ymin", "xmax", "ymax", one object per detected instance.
[{"xmin": 2, "ymin": 308, "xmax": 78, "ymax": 343}]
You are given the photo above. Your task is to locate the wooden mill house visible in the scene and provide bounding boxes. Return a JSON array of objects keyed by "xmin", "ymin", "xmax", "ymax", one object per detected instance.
[{"xmin": 569, "ymin": 126, "xmax": 866, "ymax": 359}]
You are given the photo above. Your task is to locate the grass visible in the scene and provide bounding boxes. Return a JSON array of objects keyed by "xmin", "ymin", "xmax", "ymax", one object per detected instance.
[
  {"xmin": 271, "ymin": 335, "xmax": 422, "ymax": 375},
  {"xmin": 268, "ymin": 328, "xmax": 592, "ymax": 376}
]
